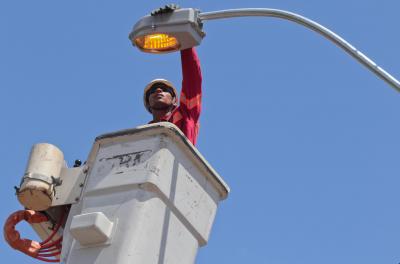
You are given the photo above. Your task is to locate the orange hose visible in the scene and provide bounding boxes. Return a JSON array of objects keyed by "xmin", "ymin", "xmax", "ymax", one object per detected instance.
[{"xmin": 4, "ymin": 210, "xmax": 48, "ymax": 257}]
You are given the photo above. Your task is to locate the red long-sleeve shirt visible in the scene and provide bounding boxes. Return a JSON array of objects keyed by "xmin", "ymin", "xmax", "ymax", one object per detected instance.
[{"xmin": 151, "ymin": 48, "xmax": 202, "ymax": 145}]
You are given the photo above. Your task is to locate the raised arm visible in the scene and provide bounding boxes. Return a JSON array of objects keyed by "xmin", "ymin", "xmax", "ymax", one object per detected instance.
[{"xmin": 180, "ymin": 48, "xmax": 202, "ymax": 121}]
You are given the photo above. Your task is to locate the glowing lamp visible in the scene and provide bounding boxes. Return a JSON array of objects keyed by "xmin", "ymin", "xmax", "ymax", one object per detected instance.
[
  {"xmin": 129, "ymin": 8, "xmax": 205, "ymax": 54},
  {"xmin": 134, "ymin": 33, "xmax": 180, "ymax": 53}
]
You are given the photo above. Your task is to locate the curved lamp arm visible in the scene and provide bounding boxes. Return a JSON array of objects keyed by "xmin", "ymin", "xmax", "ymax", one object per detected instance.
[{"xmin": 199, "ymin": 8, "xmax": 400, "ymax": 93}]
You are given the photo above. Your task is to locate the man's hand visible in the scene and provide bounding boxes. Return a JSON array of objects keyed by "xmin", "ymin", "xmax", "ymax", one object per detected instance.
[{"xmin": 151, "ymin": 4, "xmax": 180, "ymax": 16}]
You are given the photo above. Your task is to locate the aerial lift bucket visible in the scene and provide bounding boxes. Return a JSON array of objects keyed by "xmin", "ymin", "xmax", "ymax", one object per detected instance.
[{"xmin": 61, "ymin": 122, "xmax": 229, "ymax": 264}]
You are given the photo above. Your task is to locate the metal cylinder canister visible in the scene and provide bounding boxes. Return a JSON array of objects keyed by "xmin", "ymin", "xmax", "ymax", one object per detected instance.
[{"xmin": 17, "ymin": 143, "xmax": 64, "ymax": 211}]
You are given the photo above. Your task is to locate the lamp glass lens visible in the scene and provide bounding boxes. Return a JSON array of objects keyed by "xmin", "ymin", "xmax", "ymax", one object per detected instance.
[{"xmin": 135, "ymin": 33, "xmax": 180, "ymax": 53}]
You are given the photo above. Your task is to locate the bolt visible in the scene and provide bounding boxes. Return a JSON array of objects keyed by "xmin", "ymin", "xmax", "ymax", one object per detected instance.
[
  {"xmin": 75, "ymin": 197, "xmax": 79, "ymax": 202},
  {"xmin": 73, "ymin": 159, "xmax": 82, "ymax": 168},
  {"xmin": 79, "ymin": 183, "xmax": 84, "ymax": 187}
]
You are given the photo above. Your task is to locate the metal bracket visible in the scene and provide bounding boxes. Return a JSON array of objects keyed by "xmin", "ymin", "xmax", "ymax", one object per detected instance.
[{"xmin": 52, "ymin": 165, "xmax": 89, "ymax": 206}]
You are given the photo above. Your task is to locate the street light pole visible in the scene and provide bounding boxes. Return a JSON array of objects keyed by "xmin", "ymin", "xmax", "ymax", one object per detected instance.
[
  {"xmin": 130, "ymin": 7, "xmax": 400, "ymax": 93},
  {"xmin": 198, "ymin": 8, "xmax": 400, "ymax": 93}
]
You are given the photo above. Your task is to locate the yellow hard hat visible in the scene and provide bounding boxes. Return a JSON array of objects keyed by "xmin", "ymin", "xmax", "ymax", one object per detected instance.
[{"xmin": 143, "ymin": 79, "xmax": 178, "ymax": 113}]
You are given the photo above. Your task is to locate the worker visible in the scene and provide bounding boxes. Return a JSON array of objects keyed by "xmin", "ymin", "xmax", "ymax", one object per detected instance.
[{"xmin": 143, "ymin": 47, "xmax": 202, "ymax": 145}]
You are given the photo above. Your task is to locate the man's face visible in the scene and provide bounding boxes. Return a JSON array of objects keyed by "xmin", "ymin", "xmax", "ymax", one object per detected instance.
[{"xmin": 147, "ymin": 84, "xmax": 176, "ymax": 111}]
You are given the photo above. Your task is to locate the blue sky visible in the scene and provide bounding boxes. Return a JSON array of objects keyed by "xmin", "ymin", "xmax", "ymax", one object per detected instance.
[{"xmin": 1, "ymin": 1, "xmax": 399, "ymax": 263}]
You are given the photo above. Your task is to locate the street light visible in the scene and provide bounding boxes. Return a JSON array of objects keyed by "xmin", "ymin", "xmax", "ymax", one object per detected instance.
[
  {"xmin": 129, "ymin": 7, "xmax": 400, "ymax": 93},
  {"xmin": 129, "ymin": 8, "xmax": 205, "ymax": 53}
]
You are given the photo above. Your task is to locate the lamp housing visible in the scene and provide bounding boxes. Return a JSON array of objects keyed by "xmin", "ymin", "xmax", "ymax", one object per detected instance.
[{"xmin": 129, "ymin": 8, "xmax": 205, "ymax": 54}]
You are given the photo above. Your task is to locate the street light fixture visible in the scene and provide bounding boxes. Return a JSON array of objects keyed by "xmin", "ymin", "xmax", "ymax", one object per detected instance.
[
  {"xmin": 129, "ymin": 7, "xmax": 400, "ymax": 93},
  {"xmin": 129, "ymin": 8, "xmax": 205, "ymax": 53}
]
